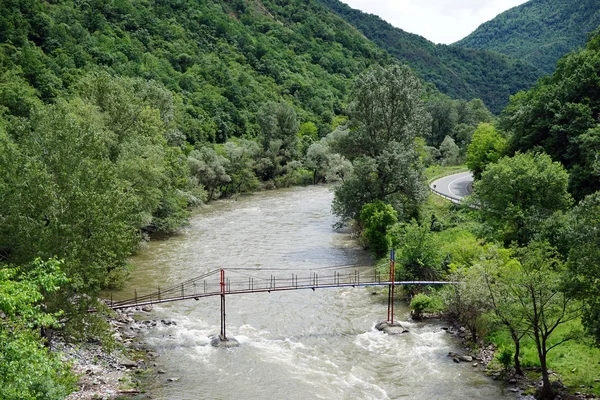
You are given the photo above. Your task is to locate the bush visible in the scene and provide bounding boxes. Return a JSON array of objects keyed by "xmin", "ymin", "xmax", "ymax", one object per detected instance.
[{"xmin": 410, "ymin": 293, "xmax": 432, "ymax": 319}]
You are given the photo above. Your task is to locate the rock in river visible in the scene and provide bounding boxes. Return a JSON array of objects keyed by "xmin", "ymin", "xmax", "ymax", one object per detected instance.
[{"xmin": 375, "ymin": 321, "xmax": 409, "ymax": 335}]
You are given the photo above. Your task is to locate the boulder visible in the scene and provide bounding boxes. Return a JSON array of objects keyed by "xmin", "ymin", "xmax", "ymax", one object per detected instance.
[
  {"xmin": 375, "ymin": 321, "xmax": 409, "ymax": 335},
  {"xmin": 118, "ymin": 357, "xmax": 137, "ymax": 368}
]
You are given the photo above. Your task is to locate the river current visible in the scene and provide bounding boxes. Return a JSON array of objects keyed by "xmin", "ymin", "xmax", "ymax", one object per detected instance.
[{"xmin": 114, "ymin": 185, "xmax": 515, "ymax": 399}]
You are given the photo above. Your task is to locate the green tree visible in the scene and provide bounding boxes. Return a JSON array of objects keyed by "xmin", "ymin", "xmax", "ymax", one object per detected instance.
[
  {"xmin": 189, "ymin": 146, "xmax": 231, "ymax": 201},
  {"xmin": 360, "ymin": 201, "xmax": 398, "ymax": 257},
  {"xmin": 219, "ymin": 138, "xmax": 261, "ymax": 196},
  {"xmin": 427, "ymin": 95, "xmax": 458, "ymax": 148},
  {"xmin": 476, "ymin": 247, "xmax": 529, "ymax": 375},
  {"xmin": 567, "ymin": 192, "xmax": 600, "ymax": 342},
  {"xmin": 466, "ymin": 123, "xmax": 506, "ymax": 179},
  {"xmin": 391, "ymin": 220, "xmax": 443, "ymax": 281},
  {"xmin": 333, "ymin": 64, "xmax": 430, "ymax": 223},
  {"xmin": 500, "ymin": 30, "xmax": 600, "ymax": 200},
  {"xmin": 473, "ymin": 152, "xmax": 573, "ymax": 245},
  {"xmin": 512, "ymin": 243, "xmax": 581, "ymax": 399},
  {"xmin": 439, "ymin": 135, "xmax": 460, "ymax": 166},
  {"xmin": 0, "ymin": 258, "xmax": 76, "ymax": 400},
  {"xmin": 297, "ymin": 121, "xmax": 319, "ymax": 155},
  {"xmin": 256, "ymin": 101, "xmax": 300, "ymax": 180}
]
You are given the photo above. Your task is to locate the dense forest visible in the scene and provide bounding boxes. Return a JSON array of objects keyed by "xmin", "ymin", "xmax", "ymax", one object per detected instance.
[
  {"xmin": 317, "ymin": 0, "xmax": 543, "ymax": 113},
  {"xmin": 455, "ymin": 0, "xmax": 600, "ymax": 75}
]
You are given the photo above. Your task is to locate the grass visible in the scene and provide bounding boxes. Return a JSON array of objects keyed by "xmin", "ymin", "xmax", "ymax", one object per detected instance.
[
  {"xmin": 425, "ymin": 164, "xmax": 468, "ymax": 182},
  {"xmin": 487, "ymin": 321, "xmax": 600, "ymax": 396},
  {"xmin": 423, "ymin": 165, "xmax": 600, "ymax": 396}
]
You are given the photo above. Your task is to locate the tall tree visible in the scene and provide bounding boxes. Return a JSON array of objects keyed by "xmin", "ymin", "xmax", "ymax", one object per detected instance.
[
  {"xmin": 512, "ymin": 243, "xmax": 581, "ymax": 399},
  {"xmin": 466, "ymin": 123, "xmax": 506, "ymax": 179},
  {"xmin": 333, "ymin": 64, "xmax": 430, "ymax": 223},
  {"xmin": 567, "ymin": 191, "xmax": 600, "ymax": 342}
]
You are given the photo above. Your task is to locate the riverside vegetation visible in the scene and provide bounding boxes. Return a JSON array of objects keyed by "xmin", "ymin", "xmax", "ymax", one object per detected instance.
[{"xmin": 0, "ymin": 0, "xmax": 599, "ymax": 399}]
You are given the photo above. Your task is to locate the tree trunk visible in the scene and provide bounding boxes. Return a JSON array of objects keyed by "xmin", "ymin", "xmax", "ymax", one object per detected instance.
[
  {"xmin": 511, "ymin": 331, "xmax": 523, "ymax": 376},
  {"xmin": 539, "ymin": 353, "xmax": 554, "ymax": 399}
]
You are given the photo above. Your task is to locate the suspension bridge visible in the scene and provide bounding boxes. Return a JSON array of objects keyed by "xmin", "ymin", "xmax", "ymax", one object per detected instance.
[{"xmin": 108, "ymin": 251, "xmax": 453, "ymax": 343}]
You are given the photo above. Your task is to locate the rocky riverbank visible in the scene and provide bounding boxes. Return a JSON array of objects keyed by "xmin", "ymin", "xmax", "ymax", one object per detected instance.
[
  {"xmin": 442, "ymin": 323, "xmax": 598, "ymax": 399},
  {"xmin": 55, "ymin": 306, "xmax": 177, "ymax": 400}
]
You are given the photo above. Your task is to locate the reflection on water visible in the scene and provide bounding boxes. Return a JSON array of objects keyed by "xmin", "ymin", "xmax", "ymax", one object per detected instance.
[{"xmin": 113, "ymin": 186, "xmax": 515, "ymax": 400}]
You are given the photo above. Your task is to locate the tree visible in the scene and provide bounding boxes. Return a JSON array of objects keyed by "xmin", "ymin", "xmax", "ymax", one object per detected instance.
[
  {"xmin": 333, "ymin": 64, "xmax": 430, "ymax": 223},
  {"xmin": 188, "ymin": 146, "xmax": 231, "ymax": 201},
  {"xmin": 473, "ymin": 152, "xmax": 573, "ymax": 245},
  {"xmin": 567, "ymin": 192, "xmax": 600, "ymax": 342},
  {"xmin": 500, "ymin": 30, "xmax": 600, "ymax": 200},
  {"xmin": 511, "ymin": 243, "xmax": 581, "ymax": 399},
  {"xmin": 0, "ymin": 258, "xmax": 76, "ymax": 400},
  {"xmin": 297, "ymin": 121, "xmax": 319, "ymax": 155},
  {"xmin": 256, "ymin": 101, "xmax": 300, "ymax": 180},
  {"xmin": 345, "ymin": 64, "xmax": 431, "ymax": 158},
  {"xmin": 445, "ymin": 265, "xmax": 490, "ymax": 343},
  {"xmin": 439, "ymin": 135, "xmax": 460, "ymax": 166},
  {"xmin": 360, "ymin": 201, "xmax": 398, "ymax": 257},
  {"xmin": 390, "ymin": 220, "xmax": 443, "ymax": 282},
  {"xmin": 427, "ymin": 95, "xmax": 458, "ymax": 148},
  {"xmin": 219, "ymin": 138, "xmax": 261, "ymax": 196},
  {"xmin": 332, "ymin": 142, "xmax": 426, "ymax": 223},
  {"xmin": 305, "ymin": 130, "xmax": 352, "ymax": 184},
  {"xmin": 466, "ymin": 123, "xmax": 506, "ymax": 179},
  {"xmin": 476, "ymin": 247, "xmax": 529, "ymax": 375}
]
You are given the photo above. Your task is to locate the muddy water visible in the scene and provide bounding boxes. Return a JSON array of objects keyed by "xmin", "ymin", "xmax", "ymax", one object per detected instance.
[{"xmin": 115, "ymin": 186, "xmax": 515, "ymax": 400}]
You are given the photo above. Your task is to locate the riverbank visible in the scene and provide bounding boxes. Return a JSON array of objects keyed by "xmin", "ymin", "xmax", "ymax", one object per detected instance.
[{"xmin": 58, "ymin": 306, "xmax": 179, "ymax": 400}]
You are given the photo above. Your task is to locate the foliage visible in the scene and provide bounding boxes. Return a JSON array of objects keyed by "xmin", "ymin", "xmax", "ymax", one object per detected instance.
[
  {"xmin": 473, "ymin": 152, "xmax": 573, "ymax": 245},
  {"xmin": 500, "ymin": 30, "xmax": 600, "ymax": 200},
  {"xmin": 410, "ymin": 293, "xmax": 434, "ymax": 319},
  {"xmin": 218, "ymin": 138, "xmax": 261, "ymax": 196},
  {"xmin": 390, "ymin": 220, "xmax": 443, "ymax": 282},
  {"xmin": 567, "ymin": 192, "xmax": 600, "ymax": 342},
  {"xmin": 439, "ymin": 136, "xmax": 460, "ymax": 166},
  {"xmin": 0, "ymin": 258, "xmax": 76, "ymax": 400},
  {"xmin": 455, "ymin": 0, "xmax": 600, "ymax": 75},
  {"xmin": 0, "ymin": 0, "xmax": 391, "ymax": 143},
  {"xmin": 474, "ymin": 246, "xmax": 529, "ymax": 375},
  {"xmin": 333, "ymin": 65, "xmax": 429, "ymax": 223},
  {"xmin": 511, "ymin": 242, "xmax": 582, "ymax": 399},
  {"xmin": 496, "ymin": 347, "xmax": 513, "ymax": 371},
  {"xmin": 317, "ymin": 0, "xmax": 544, "ymax": 113},
  {"xmin": 305, "ymin": 128, "xmax": 353, "ymax": 184},
  {"xmin": 189, "ymin": 146, "xmax": 231, "ymax": 200},
  {"xmin": 465, "ymin": 123, "xmax": 506, "ymax": 179},
  {"xmin": 359, "ymin": 201, "xmax": 398, "ymax": 258}
]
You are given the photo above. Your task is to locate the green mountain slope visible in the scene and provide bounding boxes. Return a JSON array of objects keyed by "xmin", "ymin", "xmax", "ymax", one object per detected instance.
[
  {"xmin": 316, "ymin": 0, "xmax": 543, "ymax": 113},
  {"xmin": 455, "ymin": 0, "xmax": 600, "ymax": 75},
  {"xmin": 0, "ymin": 0, "xmax": 393, "ymax": 142}
]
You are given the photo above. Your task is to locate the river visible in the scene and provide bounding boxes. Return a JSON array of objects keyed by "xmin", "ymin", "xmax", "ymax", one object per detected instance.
[{"xmin": 114, "ymin": 185, "xmax": 516, "ymax": 399}]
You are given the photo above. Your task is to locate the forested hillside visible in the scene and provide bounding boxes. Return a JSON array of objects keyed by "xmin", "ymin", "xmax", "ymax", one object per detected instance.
[
  {"xmin": 317, "ymin": 0, "xmax": 543, "ymax": 113},
  {"xmin": 455, "ymin": 0, "xmax": 600, "ymax": 75},
  {"xmin": 0, "ymin": 0, "xmax": 394, "ymax": 141}
]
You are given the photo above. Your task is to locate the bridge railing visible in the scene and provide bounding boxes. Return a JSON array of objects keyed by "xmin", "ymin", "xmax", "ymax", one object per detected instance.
[{"xmin": 109, "ymin": 267, "xmax": 454, "ymax": 310}]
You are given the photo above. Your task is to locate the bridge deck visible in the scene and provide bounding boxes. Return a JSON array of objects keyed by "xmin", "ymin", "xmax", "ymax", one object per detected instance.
[{"xmin": 109, "ymin": 267, "xmax": 452, "ymax": 310}]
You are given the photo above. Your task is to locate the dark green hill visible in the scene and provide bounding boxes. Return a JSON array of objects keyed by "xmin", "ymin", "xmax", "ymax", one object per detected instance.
[
  {"xmin": 455, "ymin": 0, "xmax": 600, "ymax": 75},
  {"xmin": 316, "ymin": 0, "xmax": 543, "ymax": 113},
  {"xmin": 0, "ymin": 0, "xmax": 393, "ymax": 142}
]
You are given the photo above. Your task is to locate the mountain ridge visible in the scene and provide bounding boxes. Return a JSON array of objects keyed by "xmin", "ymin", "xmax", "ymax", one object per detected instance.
[
  {"xmin": 454, "ymin": 0, "xmax": 600, "ymax": 74},
  {"xmin": 317, "ymin": 0, "xmax": 544, "ymax": 113}
]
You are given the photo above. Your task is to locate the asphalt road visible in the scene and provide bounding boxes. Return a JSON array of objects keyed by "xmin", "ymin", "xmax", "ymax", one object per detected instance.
[{"xmin": 430, "ymin": 171, "xmax": 474, "ymax": 203}]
